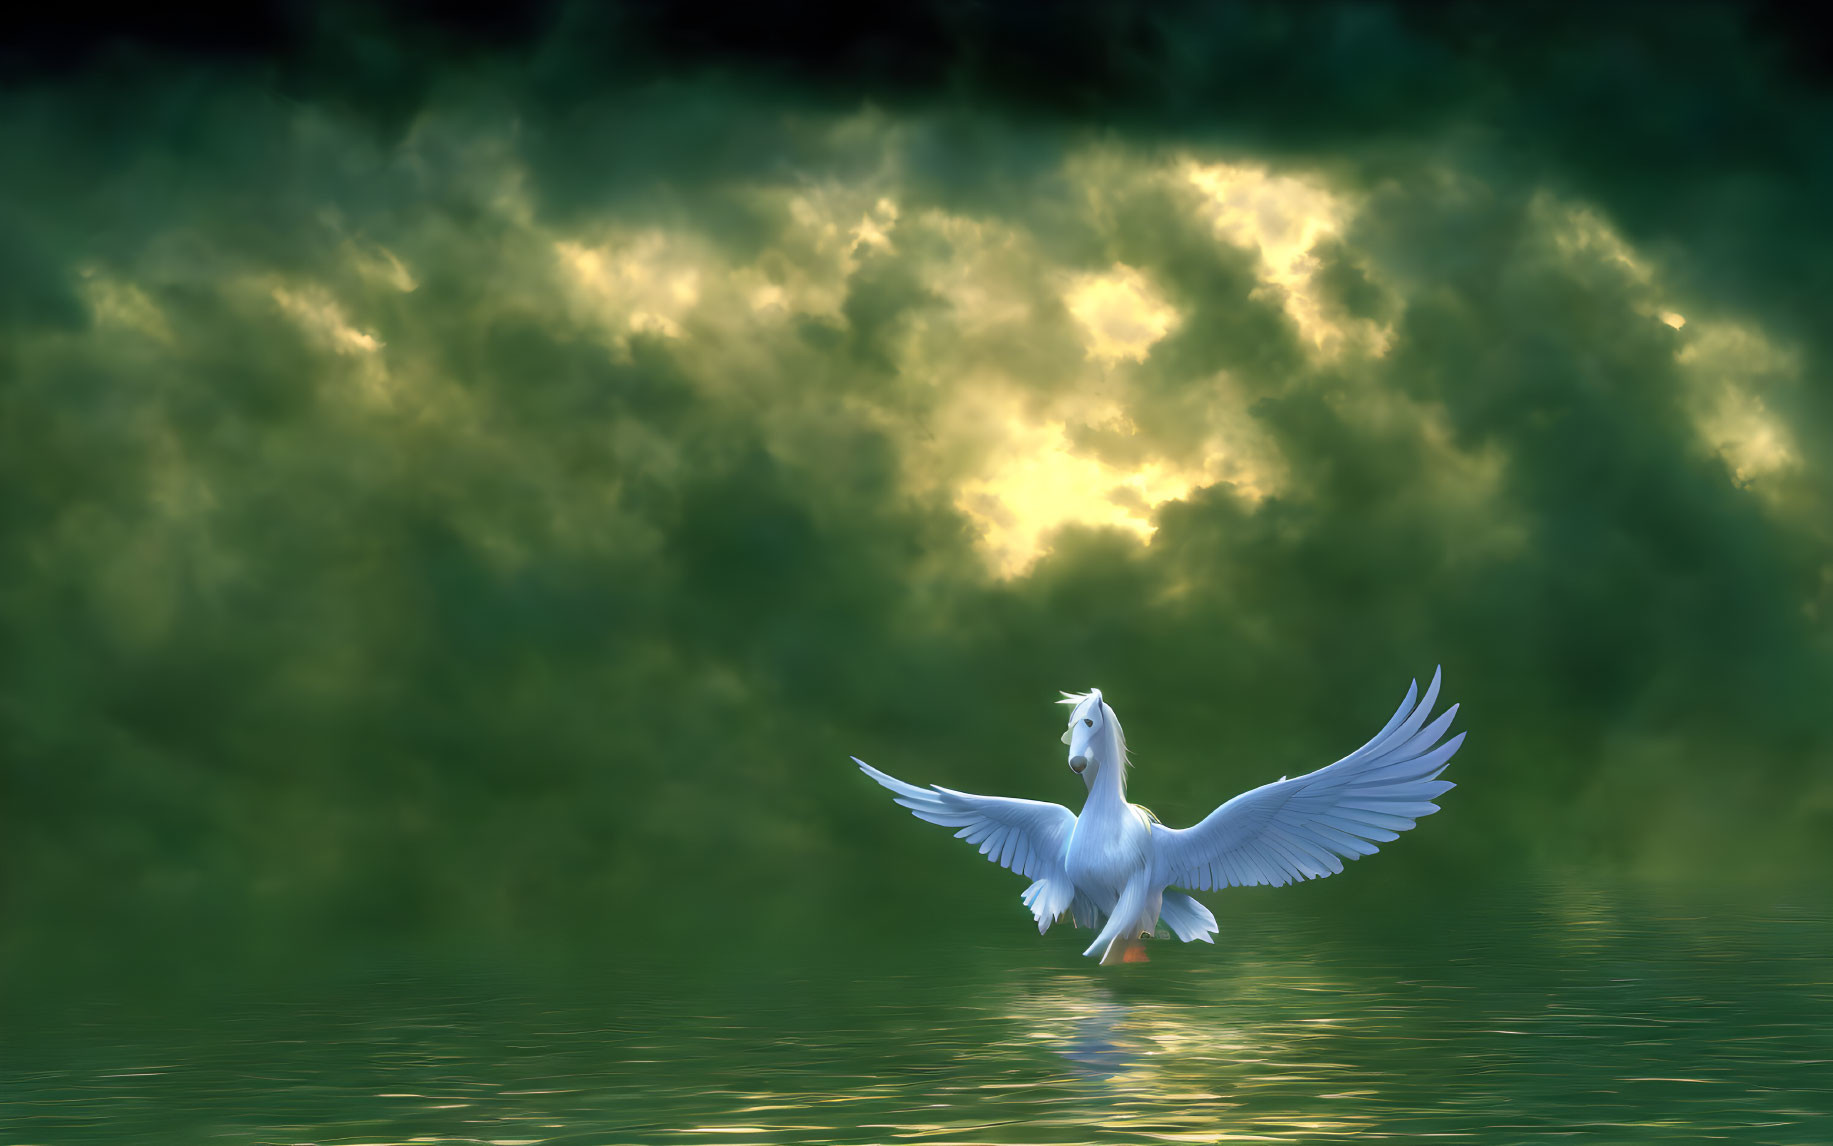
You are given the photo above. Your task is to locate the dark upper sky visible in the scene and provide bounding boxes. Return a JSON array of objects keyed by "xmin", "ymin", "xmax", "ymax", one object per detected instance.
[{"xmin": 4, "ymin": 1, "xmax": 1832, "ymax": 974}]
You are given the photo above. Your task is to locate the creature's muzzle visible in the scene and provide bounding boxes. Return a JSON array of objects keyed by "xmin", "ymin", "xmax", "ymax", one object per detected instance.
[{"xmin": 1069, "ymin": 755, "xmax": 1088, "ymax": 774}]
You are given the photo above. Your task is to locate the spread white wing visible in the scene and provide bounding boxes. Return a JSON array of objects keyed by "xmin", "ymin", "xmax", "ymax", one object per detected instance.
[
  {"xmin": 1152, "ymin": 668, "xmax": 1464, "ymax": 892},
  {"xmin": 855, "ymin": 757, "xmax": 1080, "ymax": 931}
]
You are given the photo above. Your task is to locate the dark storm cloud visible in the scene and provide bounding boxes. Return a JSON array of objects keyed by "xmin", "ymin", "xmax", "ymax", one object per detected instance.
[{"xmin": 4, "ymin": 2, "xmax": 1833, "ymax": 977}]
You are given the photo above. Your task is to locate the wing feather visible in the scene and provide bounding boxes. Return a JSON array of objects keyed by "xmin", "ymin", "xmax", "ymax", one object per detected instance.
[
  {"xmin": 1154, "ymin": 668, "xmax": 1466, "ymax": 892},
  {"xmin": 856, "ymin": 758, "xmax": 1077, "ymax": 887}
]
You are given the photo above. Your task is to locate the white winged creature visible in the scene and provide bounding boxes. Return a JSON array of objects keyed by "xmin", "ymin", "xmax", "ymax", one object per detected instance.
[{"xmin": 855, "ymin": 668, "xmax": 1465, "ymax": 965}]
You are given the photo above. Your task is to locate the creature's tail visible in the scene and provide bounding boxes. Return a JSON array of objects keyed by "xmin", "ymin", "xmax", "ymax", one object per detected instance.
[
  {"xmin": 1158, "ymin": 891, "xmax": 1218, "ymax": 944},
  {"xmin": 1084, "ymin": 876, "xmax": 1152, "ymax": 965}
]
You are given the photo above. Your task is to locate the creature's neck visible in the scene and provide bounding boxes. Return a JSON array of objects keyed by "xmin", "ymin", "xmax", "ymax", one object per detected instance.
[{"xmin": 1080, "ymin": 725, "xmax": 1129, "ymax": 813}]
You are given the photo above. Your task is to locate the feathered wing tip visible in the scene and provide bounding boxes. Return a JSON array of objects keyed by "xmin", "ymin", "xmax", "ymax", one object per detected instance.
[{"xmin": 1021, "ymin": 877, "xmax": 1075, "ymax": 934}]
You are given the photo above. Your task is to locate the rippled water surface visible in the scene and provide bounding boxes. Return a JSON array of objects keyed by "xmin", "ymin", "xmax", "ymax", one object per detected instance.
[{"xmin": 6, "ymin": 888, "xmax": 1832, "ymax": 1144}]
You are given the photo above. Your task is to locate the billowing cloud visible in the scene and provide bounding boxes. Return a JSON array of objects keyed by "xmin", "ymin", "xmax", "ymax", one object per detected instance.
[{"xmin": 3, "ymin": 2, "xmax": 1831, "ymax": 974}]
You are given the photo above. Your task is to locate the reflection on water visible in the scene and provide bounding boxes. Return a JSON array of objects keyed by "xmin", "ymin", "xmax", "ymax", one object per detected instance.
[
  {"xmin": 5, "ymin": 888, "xmax": 1833, "ymax": 1143},
  {"xmin": 1050, "ymin": 991, "xmax": 1137, "ymax": 1082}
]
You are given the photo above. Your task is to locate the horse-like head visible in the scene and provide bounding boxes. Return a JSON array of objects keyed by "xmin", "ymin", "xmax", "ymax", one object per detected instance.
[{"xmin": 1058, "ymin": 688, "xmax": 1126, "ymax": 788}]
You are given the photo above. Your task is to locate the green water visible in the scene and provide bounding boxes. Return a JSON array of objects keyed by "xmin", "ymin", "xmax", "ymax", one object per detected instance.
[{"xmin": 5, "ymin": 887, "xmax": 1831, "ymax": 1144}]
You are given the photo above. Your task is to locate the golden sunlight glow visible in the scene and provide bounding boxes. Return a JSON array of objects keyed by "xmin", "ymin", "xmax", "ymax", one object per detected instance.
[
  {"xmin": 1063, "ymin": 265, "xmax": 1180, "ymax": 363},
  {"xmin": 1183, "ymin": 160, "xmax": 1390, "ymax": 358},
  {"xmin": 948, "ymin": 391, "xmax": 1274, "ymax": 578},
  {"xmin": 557, "ymin": 232, "xmax": 702, "ymax": 344},
  {"xmin": 522, "ymin": 140, "xmax": 1729, "ymax": 582},
  {"xmin": 957, "ymin": 421, "xmax": 1190, "ymax": 576},
  {"xmin": 850, "ymin": 196, "xmax": 899, "ymax": 253}
]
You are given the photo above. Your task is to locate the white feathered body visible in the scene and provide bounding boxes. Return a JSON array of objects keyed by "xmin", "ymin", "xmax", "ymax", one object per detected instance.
[{"xmin": 857, "ymin": 669, "xmax": 1465, "ymax": 964}]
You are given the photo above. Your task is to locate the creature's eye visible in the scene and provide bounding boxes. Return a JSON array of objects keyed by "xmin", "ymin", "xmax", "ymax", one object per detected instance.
[{"xmin": 1083, "ymin": 718, "xmax": 1093, "ymax": 727}]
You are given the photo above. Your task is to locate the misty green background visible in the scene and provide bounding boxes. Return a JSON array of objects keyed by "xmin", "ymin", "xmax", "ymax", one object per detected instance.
[{"xmin": 4, "ymin": 4, "xmax": 1833, "ymax": 994}]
